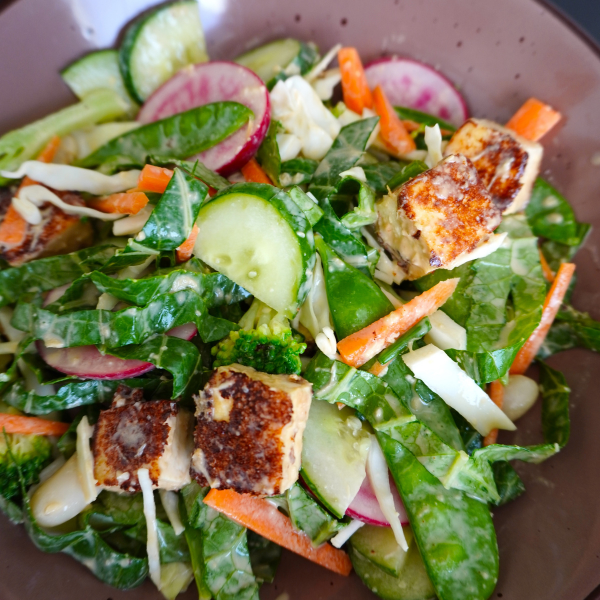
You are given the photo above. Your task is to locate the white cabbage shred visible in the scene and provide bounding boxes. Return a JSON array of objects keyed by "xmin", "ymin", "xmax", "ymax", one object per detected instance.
[
  {"xmin": 138, "ymin": 467, "xmax": 162, "ymax": 589},
  {"xmin": 1, "ymin": 161, "xmax": 140, "ymax": 195},
  {"xmin": 270, "ymin": 75, "xmax": 341, "ymax": 161}
]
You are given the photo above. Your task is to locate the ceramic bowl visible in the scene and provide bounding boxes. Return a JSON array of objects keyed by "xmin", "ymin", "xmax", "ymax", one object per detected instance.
[{"xmin": 1, "ymin": 1, "xmax": 600, "ymax": 599}]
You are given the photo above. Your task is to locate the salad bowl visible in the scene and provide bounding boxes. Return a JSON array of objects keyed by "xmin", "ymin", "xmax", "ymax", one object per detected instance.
[{"xmin": 0, "ymin": 1, "xmax": 600, "ymax": 600}]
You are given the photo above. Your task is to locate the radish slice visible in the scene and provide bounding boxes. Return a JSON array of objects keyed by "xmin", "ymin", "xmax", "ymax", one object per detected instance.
[
  {"xmin": 346, "ymin": 472, "xmax": 408, "ymax": 527},
  {"xmin": 37, "ymin": 322, "xmax": 197, "ymax": 380},
  {"xmin": 364, "ymin": 58, "xmax": 468, "ymax": 127},
  {"xmin": 138, "ymin": 61, "xmax": 270, "ymax": 176}
]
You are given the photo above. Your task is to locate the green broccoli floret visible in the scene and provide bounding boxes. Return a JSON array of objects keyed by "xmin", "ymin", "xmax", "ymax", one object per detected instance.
[
  {"xmin": 0, "ymin": 420, "xmax": 53, "ymax": 501},
  {"xmin": 212, "ymin": 298, "xmax": 306, "ymax": 375}
]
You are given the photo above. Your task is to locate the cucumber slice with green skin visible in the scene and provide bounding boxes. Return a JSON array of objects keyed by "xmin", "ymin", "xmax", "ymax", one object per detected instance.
[
  {"xmin": 235, "ymin": 38, "xmax": 319, "ymax": 89},
  {"xmin": 61, "ymin": 50, "xmax": 138, "ymax": 115},
  {"xmin": 300, "ymin": 400, "xmax": 371, "ymax": 519},
  {"xmin": 119, "ymin": 0, "xmax": 208, "ymax": 103},
  {"xmin": 194, "ymin": 183, "xmax": 315, "ymax": 317},
  {"xmin": 351, "ymin": 524, "xmax": 414, "ymax": 577},
  {"xmin": 350, "ymin": 545, "xmax": 436, "ymax": 600}
]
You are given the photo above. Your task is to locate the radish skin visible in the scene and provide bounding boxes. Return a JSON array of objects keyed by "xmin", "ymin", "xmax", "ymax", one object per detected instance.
[
  {"xmin": 138, "ymin": 62, "xmax": 270, "ymax": 176},
  {"xmin": 364, "ymin": 58, "xmax": 468, "ymax": 127}
]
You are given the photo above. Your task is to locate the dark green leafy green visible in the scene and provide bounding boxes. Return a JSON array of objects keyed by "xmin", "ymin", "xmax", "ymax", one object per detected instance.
[
  {"xmin": 136, "ymin": 168, "xmax": 207, "ymax": 251},
  {"xmin": 378, "ymin": 432, "xmax": 498, "ymax": 600},
  {"xmin": 378, "ymin": 319, "xmax": 431, "ymax": 365},
  {"xmin": 0, "ymin": 244, "xmax": 122, "ymax": 309},
  {"xmin": 280, "ymin": 157, "xmax": 318, "ymax": 186},
  {"xmin": 358, "ymin": 160, "xmax": 404, "ymax": 195},
  {"xmin": 473, "ymin": 443, "xmax": 558, "ymax": 464},
  {"xmin": 286, "ymin": 483, "xmax": 345, "ymax": 546},
  {"xmin": 539, "ymin": 361, "xmax": 570, "ymax": 447},
  {"xmin": 17, "ymin": 481, "xmax": 148, "ymax": 589},
  {"xmin": 108, "ymin": 336, "xmax": 205, "ymax": 398},
  {"xmin": 89, "ymin": 269, "xmax": 249, "ymax": 308},
  {"xmin": 304, "ymin": 352, "xmax": 414, "ymax": 429},
  {"xmin": 446, "ymin": 343, "xmax": 521, "ymax": 385},
  {"xmin": 526, "ymin": 178, "xmax": 583, "ymax": 244},
  {"xmin": 339, "ymin": 177, "xmax": 377, "ymax": 229},
  {"xmin": 256, "ymin": 120, "xmax": 281, "ymax": 185},
  {"xmin": 288, "ymin": 187, "xmax": 324, "ymax": 227},
  {"xmin": 316, "ymin": 236, "xmax": 393, "ymax": 339},
  {"xmin": 246, "ymin": 532, "xmax": 281, "ymax": 584},
  {"xmin": 180, "ymin": 483, "xmax": 259, "ymax": 600},
  {"xmin": 78, "ymin": 103, "xmax": 252, "ymax": 170},
  {"xmin": 538, "ymin": 305, "xmax": 600, "ymax": 358},
  {"xmin": 394, "ymin": 107, "xmax": 456, "ymax": 131},
  {"xmin": 492, "ymin": 462, "xmax": 525, "ymax": 506},
  {"xmin": 2, "ymin": 378, "xmax": 160, "ymax": 415},
  {"xmin": 385, "ymin": 160, "xmax": 428, "ymax": 191},
  {"xmin": 266, "ymin": 41, "xmax": 319, "ymax": 90},
  {"xmin": 309, "ymin": 119, "xmax": 380, "ymax": 274},
  {"xmin": 13, "ymin": 290, "xmax": 235, "ymax": 348},
  {"xmin": 149, "ymin": 156, "xmax": 230, "ymax": 191}
]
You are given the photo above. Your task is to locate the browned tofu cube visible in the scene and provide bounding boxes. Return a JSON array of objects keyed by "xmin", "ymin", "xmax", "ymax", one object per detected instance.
[
  {"xmin": 0, "ymin": 188, "xmax": 93, "ymax": 267},
  {"xmin": 93, "ymin": 399, "xmax": 193, "ymax": 493},
  {"xmin": 191, "ymin": 364, "xmax": 312, "ymax": 496},
  {"xmin": 444, "ymin": 118, "xmax": 543, "ymax": 214},
  {"xmin": 375, "ymin": 154, "xmax": 503, "ymax": 280}
]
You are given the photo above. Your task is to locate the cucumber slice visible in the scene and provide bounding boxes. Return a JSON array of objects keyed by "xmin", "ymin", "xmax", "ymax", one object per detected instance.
[
  {"xmin": 300, "ymin": 400, "xmax": 371, "ymax": 519},
  {"xmin": 194, "ymin": 183, "xmax": 315, "ymax": 316},
  {"xmin": 235, "ymin": 38, "xmax": 319, "ymax": 89},
  {"xmin": 351, "ymin": 525, "xmax": 414, "ymax": 576},
  {"xmin": 119, "ymin": 0, "xmax": 208, "ymax": 103},
  {"xmin": 350, "ymin": 544, "xmax": 435, "ymax": 600},
  {"xmin": 61, "ymin": 50, "xmax": 138, "ymax": 115}
]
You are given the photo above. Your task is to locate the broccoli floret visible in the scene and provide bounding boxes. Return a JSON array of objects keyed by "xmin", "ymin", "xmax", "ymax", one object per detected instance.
[
  {"xmin": 0, "ymin": 426, "xmax": 52, "ymax": 501},
  {"xmin": 212, "ymin": 299, "xmax": 306, "ymax": 375}
]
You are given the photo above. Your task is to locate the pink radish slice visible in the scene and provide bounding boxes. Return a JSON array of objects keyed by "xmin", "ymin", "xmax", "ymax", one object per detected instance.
[
  {"xmin": 346, "ymin": 474, "xmax": 409, "ymax": 527},
  {"xmin": 37, "ymin": 322, "xmax": 197, "ymax": 380},
  {"xmin": 364, "ymin": 58, "xmax": 468, "ymax": 127},
  {"xmin": 138, "ymin": 61, "xmax": 270, "ymax": 176}
]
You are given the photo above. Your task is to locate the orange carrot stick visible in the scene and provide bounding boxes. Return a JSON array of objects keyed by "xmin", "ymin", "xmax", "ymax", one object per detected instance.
[
  {"xmin": 241, "ymin": 158, "xmax": 272, "ymax": 184},
  {"xmin": 204, "ymin": 489, "xmax": 352, "ymax": 576},
  {"xmin": 0, "ymin": 135, "xmax": 61, "ymax": 247},
  {"xmin": 483, "ymin": 380, "xmax": 504, "ymax": 447},
  {"xmin": 137, "ymin": 164, "xmax": 174, "ymax": 193},
  {"xmin": 539, "ymin": 249, "xmax": 555, "ymax": 283},
  {"xmin": 88, "ymin": 191, "xmax": 149, "ymax": 215},
  {"xmin": 372, "ymin": 86, "xmax": 416, "ymax": 155},
  {"xmin": 338, "ymin": 278, "xmax": 459, "ymax": 368},
  {"xmin": 176, "ymin": 224, "xmax": 199, "ymax": 263},
  {"xmin": 0, "ymin": 414, "xmax": 69, "ymax": 437},
  {"xmin": 338, "ymin": 47, "xmax": 373, "ymax": 114},
  {"xmin": 506, "ymin": 97, "xmax": 561, "ymax": 142},
  {"xmin": 510, "ymin": 262, "xmax": 575, "ymax": 375}
]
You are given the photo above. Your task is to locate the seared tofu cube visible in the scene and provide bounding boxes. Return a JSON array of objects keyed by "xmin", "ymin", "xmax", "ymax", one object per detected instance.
[
  {"xmin": 191, "ymin": 364, "xmax": 312, "ymax": 496},
  {"xmin": 0, "ymin": 189, "xmax": 93, "ymax": 267},
  {"xmin": 444, "ymin": 118, "xmax": 543, "ymax": 214},
  {"xmin": 93, "ymin": 400, "xmax": 193, "ymax": 493},
  {"xmin": 375, "ymin": 154, "xmax": 502, "ymax": 280}
]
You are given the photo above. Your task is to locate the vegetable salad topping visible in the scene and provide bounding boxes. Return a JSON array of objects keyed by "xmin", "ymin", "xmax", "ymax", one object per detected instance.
[{"xmin": 0, "ymin": 2, "xmax": 591, "ymax": 600}]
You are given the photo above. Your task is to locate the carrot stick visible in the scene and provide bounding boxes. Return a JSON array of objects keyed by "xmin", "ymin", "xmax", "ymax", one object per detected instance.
[
  {"xmin": 506, "ymin": 97, "xmax": 561, "ymax": 142},
  {"xmin": 89, "ymin": 191, "xmax": 149, "ymax": 215},
  {"xmin": 0, "ymin": 135, "xmax": 61, "ymax": 247},
  {"xmin": 204, "ymin": 489, "xmax": 352, "ymax": 576},
  {"xmin": 338, "ymin": 47, "xmax": 373, "ymax": 114},
  {"xmin": 483, "ymin": 380, "xmax": 504, "ymax": 446},
  {"xmin": 176, "ymin": 224, "xmax": 199, "ymax": 263},
  {"xmin": 539, "ymin": 249, "xmax": 555, "ymax": 283},
  {"xmin": 372, "ymin": 86, "xmax": 416, "ymax": 155},
  {"xmin": 0, "ymin": 414, "xmax": 69, "ymax": 437},
  {"xmin": 137, "ymin": 164, "xmax": 174, "ymax": 193},
  {"xmin": 338, "ymin": 278, "xmax": 459, "ymax": 368},
  {"xmin": 510, "ymin": 262, "xmax": 576, "ymax": 375},
  {"xmin": 241, "ymin": 158, "xmax": 272, "ymax": 184}
]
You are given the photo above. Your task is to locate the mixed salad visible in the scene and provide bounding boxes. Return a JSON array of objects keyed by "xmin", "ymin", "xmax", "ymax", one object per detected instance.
[{"xmin": 0, "ymin": 2, "xmax": 594, "ymax": 599}]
